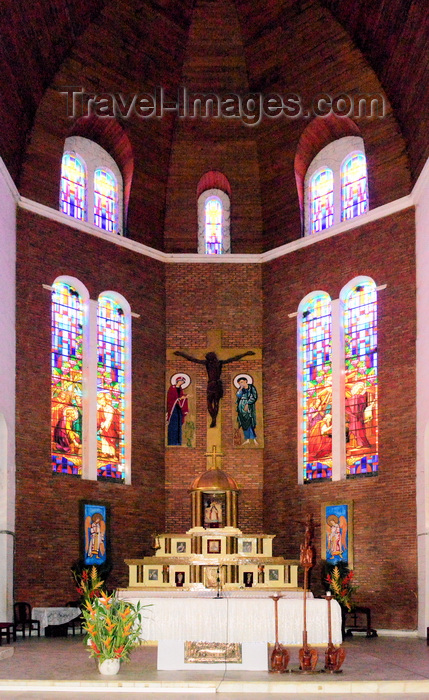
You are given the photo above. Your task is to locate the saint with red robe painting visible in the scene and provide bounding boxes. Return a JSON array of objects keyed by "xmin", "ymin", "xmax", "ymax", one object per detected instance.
[{"xmin": 166, "ymin": 374, "xmax": 190, "ymax": 446}]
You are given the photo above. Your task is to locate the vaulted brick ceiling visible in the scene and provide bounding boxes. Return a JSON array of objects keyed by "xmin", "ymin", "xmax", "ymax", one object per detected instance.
[{"xmin": 1, "ymin": 0, "xmax": 427, "ymax": 239}]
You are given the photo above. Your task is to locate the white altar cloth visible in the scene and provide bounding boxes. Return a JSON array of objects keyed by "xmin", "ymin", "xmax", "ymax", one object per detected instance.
[
  {"xmin": 32, "ymin": 607, "xmax": 81, "ymax": 634},
  {"xmin": 121, "ymin": 594, "xmax": 341, "ymax": 645}
]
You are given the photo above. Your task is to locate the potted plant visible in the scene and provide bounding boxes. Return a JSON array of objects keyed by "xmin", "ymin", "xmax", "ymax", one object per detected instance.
[{"xmin": 81, "ymin": 590, "xmax": 143, "ymax": 675}]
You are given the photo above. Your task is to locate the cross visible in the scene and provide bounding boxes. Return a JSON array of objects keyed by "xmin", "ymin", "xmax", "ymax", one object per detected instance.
[{"xmin": 204, "ymin": 445, "xmax": 224, "ymax": 470}]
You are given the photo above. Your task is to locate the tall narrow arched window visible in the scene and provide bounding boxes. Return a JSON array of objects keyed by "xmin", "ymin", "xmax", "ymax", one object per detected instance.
[
  {"xmin": 97, "ymin": 295, "xmax": 128, "ymax": 481},
  {"xmin": 310, "ymin": 168, "xmax": 334, "ymax": 234},
  {"xmin": 51, "ymin": 280, "xmax": 84, "ymax": 475},
  {"xmin": 299, "ymin": 292, "xmax": 332, "ymax": 482},
  {"xmin": 343, "ymin": 279, "xmax": 378, "ymax": 475},
  {"xmin": 197, "ymin": 174, "xmax": 231, "ymax": 254},
  {"xmin": 205, "ymin": 197, "xmax": 223, "ymax": 254},
  {"xmin": 94, "ymin": 168, "xmax": 117, "ymax": 232},
  {"xmin": 341, "ymin": 153, "xmax": 368, "ymax": 221},
  {"xmin": 60, "ymin": 153, "xmax": 86, "ymax": 221},
  {"xmin": 60, "ymin": 136, "xmax": 125, "ymax": 234}
]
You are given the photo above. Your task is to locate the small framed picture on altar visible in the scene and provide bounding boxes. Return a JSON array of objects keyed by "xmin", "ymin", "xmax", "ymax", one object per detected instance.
[
  {"xmin": 207, "ymin": 539, "xmax": 221, "ymax": 554},
  {"xmin": 176, "ymin": 541, "xmax": 187, "ymax": 553},
  {"xmin": 148, "ymin": 569, "xmax": 159, "ymax": 581},
  {"xmin": 268, "ymin": 568, "xmax": 279, "ymax": 582},
  {"xmin": 175, "ymin": 571, "xmax": 185, "ymax": 587},
  {"xmin": 321, "ymin": 500, "xmax": 354, "ymax": 567},
  {"xmin": 243, "ymin": 572, "xmax": 253, "ymax": 587}
]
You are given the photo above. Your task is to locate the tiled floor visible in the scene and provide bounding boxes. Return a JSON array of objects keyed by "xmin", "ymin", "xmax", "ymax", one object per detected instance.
[{"xmin": 0, "ymin": 633, "xmax": 429, "ymax": 697}]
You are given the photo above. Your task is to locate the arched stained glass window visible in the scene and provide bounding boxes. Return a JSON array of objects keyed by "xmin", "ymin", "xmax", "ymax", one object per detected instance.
[
  {"xmin": 60, "ymin": 153, "xmax": 86, "ymax": 221},
  {"xmin": 341, "ymin": 153, "xmax": 368, "ymax": 221},
  {"xmin": 94, "ymin": 168, "xmax": 117, "ymax": 232},
  {"xmin": 205, "ymin": 197, "xmax": 223, "ymax": 254},
  {"xmin": 97, "ymin": 296, "xmax": 126, "ymax": 481},
  {"xmin": 344, "ymin": 280, "xmax": 378, "ymax": 475},
  {"xmin": 310, "ymin": 169, "xmax": 334, "ymax": 234},
  {"xmin": 300, "ymin": 293, "xmax": 332, "ymax": 481},
  {"xmin": 51, "ymin": 281, "xmax": 83, "ymax": 475}
]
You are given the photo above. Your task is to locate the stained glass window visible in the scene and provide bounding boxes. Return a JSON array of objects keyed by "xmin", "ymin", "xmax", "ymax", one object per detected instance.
[
  {"xmin": 341, "ymin": 153, "xmax": 368, "ymax": 221},
  {"xmin": 205, "ymin": 197, "xmax": 222, "ymax": 254},
  {"xmin": 60, "ymin": 153, "xmax": 86, "ymax": 221},
  {"xmin": 51, "ymin": 281, "xmax": 83, "ymax": 475},
  {"xmin": 97, "ymin": 296, "xmax": 126, "ymax": 480},
  {"xmin": 94, "ymin": 168, "xmax": 117, "ymax": 232},
  {"xmin": 344, "ymin": 281, "xmax": 378, "ymax": 476},
  {"xmin": 301, "ymin": 293, "xmax": 332, "ymax": 481},
  {"xmin": 310, "ymin": 169, "xmax": 334, "ymax": 234}
]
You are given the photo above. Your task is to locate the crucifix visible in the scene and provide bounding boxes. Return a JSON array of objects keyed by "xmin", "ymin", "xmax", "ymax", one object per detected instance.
[{"xmin": 169, "ymin": 329, "xmax": 261, "ymax": 453}]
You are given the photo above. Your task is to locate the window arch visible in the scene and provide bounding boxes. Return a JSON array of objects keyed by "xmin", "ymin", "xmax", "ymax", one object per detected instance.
[
  {"xmin": 60, "ymin": 136, "xmax": 124, "ymax": 234},
  {"xmin": 304, "ymin": 136, "xmax": 368, "ymax": 236},
  {"xmin": 51, "ymin": 279, "xmax": 131, "ymax": 483},
  {"xmin": 51, "ymin": 277, "xmax": 89, "ymax": 476},
  {"xmin": 341, "ymin": 153, "xmax": 368, "ymax": 221},
  {"xmin": 299, "ymin": 291, "xmax": 332, "ymax": 482},
  {"xmin": 60, "ymin": 153, "xmax": 86, "ymax": 222},
  {"xmin": 342, "ymin": 277, "xmax": 378, "ymax": 476},
  {"xmin": 310, "ymin": 168, "xmax": 334, "ymax": 234},
  {"xmin": 297, "ymin": 277, "xmax": 379, "ymax": 483},
  {"xmin": 97, "ymin": 293, "xmax": 131, "ymax": 481}
]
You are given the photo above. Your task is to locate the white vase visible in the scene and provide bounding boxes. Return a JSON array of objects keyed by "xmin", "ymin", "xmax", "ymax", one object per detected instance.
[{"xmin": 98, "ymin": 658, "xmax": 120, "ymax": 675}]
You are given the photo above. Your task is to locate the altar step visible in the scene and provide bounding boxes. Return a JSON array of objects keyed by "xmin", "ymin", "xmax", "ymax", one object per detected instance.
[{"xmin": 1, "ymin": 678, "xmax": 429, "ymax": 694}]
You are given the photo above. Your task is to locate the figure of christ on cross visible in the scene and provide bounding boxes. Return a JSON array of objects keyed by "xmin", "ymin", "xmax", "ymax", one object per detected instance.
[{"xmin": 173, "ymin": 349, "xmax": 255, "ymax": 427}]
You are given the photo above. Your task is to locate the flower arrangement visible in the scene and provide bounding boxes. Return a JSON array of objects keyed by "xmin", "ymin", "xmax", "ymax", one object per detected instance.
[
  {"xmin": 72, "ymin": 565, "xmax": 104, "ymax": 604},
  {"xmin": 325, "ymin": 564, "xmax": 357, "ymax": 611},
  {"xmin": 81, "ymin": 590, "xmax": 143, "ymax": 664}
]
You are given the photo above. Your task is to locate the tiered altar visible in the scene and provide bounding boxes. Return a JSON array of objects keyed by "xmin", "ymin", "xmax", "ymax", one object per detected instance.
[
  {"xmin": 122, "ymin": 452, "xmax": 342, "ymax": 670},
  {"xmin": 125, "ymin": 451, "xmax": 300, "ymax": 592}
]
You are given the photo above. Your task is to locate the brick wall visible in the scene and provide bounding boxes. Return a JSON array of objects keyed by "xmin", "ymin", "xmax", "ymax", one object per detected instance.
[
  {"xmin": 15, "ymin": 208, "xmax": 166, "ymax": 604},
  {"xmin": 263, "ymin": 207, "xmax": 417, "ymax": 629}
]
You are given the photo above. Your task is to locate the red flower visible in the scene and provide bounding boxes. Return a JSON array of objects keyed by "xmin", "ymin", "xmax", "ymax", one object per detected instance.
[
  {"xmin": 76, "ymin": 587, "xmax": 84, "ymax": 595},
  {"xmin": 82, "ymin": 570, "xmax": 89, "ymax": 581}
]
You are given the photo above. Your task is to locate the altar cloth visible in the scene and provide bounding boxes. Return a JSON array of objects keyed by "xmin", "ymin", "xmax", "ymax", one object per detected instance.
[
  {"xmin": 121, "ymin": 595, "xmax": 342, "ymax": 646},
  {"xmin": 32, "ymin": 607, "xmax": 81, "ymax": 634}
]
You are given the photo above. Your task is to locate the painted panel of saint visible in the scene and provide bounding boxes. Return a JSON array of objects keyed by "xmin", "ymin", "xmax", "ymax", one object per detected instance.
[
  {"xmin": 84, "ymin": 504, "xmax": 107, "ymax": 565},
  {"xmin": 165, "ymin": 372, "xmax": 196, "ymax": 447},
  {"xmin": 232, "ymin": 371, "xmax": 264, "ymax": 448},
  {"xmin": 323, "ymin": 503, "xmax": 352, "ymax": 566}
]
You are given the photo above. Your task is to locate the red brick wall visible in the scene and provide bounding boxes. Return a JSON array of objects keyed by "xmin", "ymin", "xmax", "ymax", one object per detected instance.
[
  {"xmin": 165, "ymin": 263, "xmax": 264, "ymax": 532},
  {"xmin": 15, "ymin": 209, "xmax": 166, "ymax": 605},
  {"xmin": 263, "ymin": 207, "xmax": 417, "ymax": 629}
]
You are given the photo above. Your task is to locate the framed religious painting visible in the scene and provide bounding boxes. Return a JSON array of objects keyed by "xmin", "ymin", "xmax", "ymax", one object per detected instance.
[
  {"xmin": 165, "ymin": 371, "xmax": 196, "ymax": 447},
  {"xmin": 232, "ymin": 370, "xmax": 264, "ymax": 448},
  {"xmin": 207, "ymin": 539, "xmax": 221, "ymax": 554},
  {"xmin": 321, "ymin": 501, "xmax": 353, "ymax": 567},
  {"xmin": 80, "ymin": 501, "xmax": 110, "ymax": 567}
]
